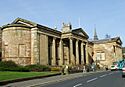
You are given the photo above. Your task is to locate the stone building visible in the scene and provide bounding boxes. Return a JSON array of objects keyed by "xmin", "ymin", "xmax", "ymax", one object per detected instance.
[
  {"xmin": 91, "ymin": 37, "xmax": 123, "ymax": 68},
  {"xmin": 1, "ymin": 18, "xmax": 123, "ymax": 69},
  {"xmin": 1, "ymin": 18, "xmax": 89, "ymax": 66},
  {"xmin": 122, "ymin": 47, "xmax": 125, "ymax": 59},
  {"xmin": 87, "ymin": 41, "xmax": 94, "ymax": 65}
]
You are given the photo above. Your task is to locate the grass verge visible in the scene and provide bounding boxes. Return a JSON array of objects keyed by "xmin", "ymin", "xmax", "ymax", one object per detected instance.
[{"xmin": 0, "ymin": 71, "xmax": 59, "ymax": 81}]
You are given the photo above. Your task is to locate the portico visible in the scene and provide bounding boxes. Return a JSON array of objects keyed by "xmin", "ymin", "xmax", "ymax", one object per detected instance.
[
  {"xmin": 37, "ymin": 23, "xmax": 89, "ymax": 66},
  {"xmin": 47, "ymin": 37, "xmax": 87, "ymax": 66},
  {"xmin": 1, "ymin": 18, "xmax": 89, "ymax": 66}
]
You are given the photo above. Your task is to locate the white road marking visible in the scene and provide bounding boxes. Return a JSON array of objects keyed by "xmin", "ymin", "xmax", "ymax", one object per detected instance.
[
  {"xmin": 87, "ymin": 77, "xmax": 98, "ymax": 83},
  {"xmin": 100, "ymin": 74, "xmax": 107, "ymax": 78},
  {"xmin": 73, "ymin": 83, "xmax": 82, "ymax": 87},
  {"xmin": 108, "ymin": 72, "xmax": 113, "ymax": 75}
]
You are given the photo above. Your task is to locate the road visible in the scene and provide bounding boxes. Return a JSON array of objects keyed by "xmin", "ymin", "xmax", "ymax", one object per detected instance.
[{"xmin": 40, "ymin": 71, "xmax": 125, "ymax": 87}]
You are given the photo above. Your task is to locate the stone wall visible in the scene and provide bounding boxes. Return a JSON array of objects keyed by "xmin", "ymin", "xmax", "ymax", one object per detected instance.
[
  {"xmin": 93, "ymin": 42, "xmax": 122, "ymax": 68},
  {"xmin": 87, "ymin": 42, "xmax": 94, "ymax": 64},
  {"xmin": 39, "ymin": 34, "xmax": 48, "ymax": 65},
  {"xmin": 2, "ymin": 26, "xmax": 31, "ymax": 65}
]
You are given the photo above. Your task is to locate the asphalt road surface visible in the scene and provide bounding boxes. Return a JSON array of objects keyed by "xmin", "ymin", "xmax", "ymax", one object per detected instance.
[{"xmin": 40, "ymin": 71, "xmax": 125, "ymax": 87}]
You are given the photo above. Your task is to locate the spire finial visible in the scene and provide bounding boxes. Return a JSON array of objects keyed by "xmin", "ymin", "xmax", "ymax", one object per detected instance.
[{"xmin": 94, "ymin": 25, "xmax": 98, "ymax": 40}]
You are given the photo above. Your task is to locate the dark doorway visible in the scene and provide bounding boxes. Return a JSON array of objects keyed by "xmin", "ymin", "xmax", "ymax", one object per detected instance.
[
  {"xmin": 48, "ymin": 36, "xmax": 53, "ymax": 65},
  {"xmin": 83, "ymin": 45, "xmax": 86, "ymax": 64}
]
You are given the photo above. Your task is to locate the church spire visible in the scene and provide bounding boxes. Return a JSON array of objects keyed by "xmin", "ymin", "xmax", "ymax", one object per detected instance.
[{"xmin": 94, "ymin": 27, "xmax": 98, "ymax": 40}]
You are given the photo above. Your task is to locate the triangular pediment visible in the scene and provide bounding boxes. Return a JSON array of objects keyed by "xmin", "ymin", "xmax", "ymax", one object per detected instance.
[
  {"xmin": 11, "ymin": 18, "xmax": 37, "ymax": 27},
  {"xmin": 72, "ymin": 28, "xmax": 89, "ymax": 39},
  {"xmin": 78, "ymin": 31, "xmax": 85, "ymax": 36},
  {"xmin": 116, "ymin": 37, "xmax": 122, "ymax": 45}
]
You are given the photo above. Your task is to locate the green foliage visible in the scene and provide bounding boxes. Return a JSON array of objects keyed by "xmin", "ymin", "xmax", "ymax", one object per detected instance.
[
  {"xmin": 0, "ymin": 66, "xmax": 29, "ymax": 72},
  {"xmin": 25, "ymin": 64, "xmax": 51, "ymax": 72},
  {"xmin": 12, "ymin": 66, "xmax": 30, "ymax": 72},
  {"xmin": 51, "ymin": 67, "xmax": 61, "ymax": 71},
  {"xmin": 0, "ymin": 61, "xmax": 29, "ymax": 72},
  {"xmin": 0, "ymin": 60, "xmax": 18, "ymax": 68},
  {"xmin": 0, "ymin": 61, "xmax": 50, "ymax": 72}
]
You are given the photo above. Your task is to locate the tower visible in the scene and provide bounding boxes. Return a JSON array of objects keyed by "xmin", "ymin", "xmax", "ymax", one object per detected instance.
[{"xmin": 94, "ymin": 28, "xmax": 98, "ymax": 40}]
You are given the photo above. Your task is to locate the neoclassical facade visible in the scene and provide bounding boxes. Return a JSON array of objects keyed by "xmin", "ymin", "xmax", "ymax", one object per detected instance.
[
  {"xmin": 1, "ymin": 18, "xmax": 90, "ymax": 66},
  {"xmin": 1, "ymin": 18, "xmax": 123, "ymax": 68}
]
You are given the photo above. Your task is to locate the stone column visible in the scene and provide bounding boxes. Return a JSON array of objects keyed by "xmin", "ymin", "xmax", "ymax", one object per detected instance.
[
  {"xmin": 52, "ymin": 37, "xmax": 56, "ymax": 66},
  {"xmin": 86, "ymin": 43, "xmax": 89, "ymax": 64},
  {"xmin": 76, "ymin": 40, "xmax": 79, "ymax": 65},
  {"xmin": 59, "ymin": 39, "xmax": 63, "ymax": 66},
  {"xmin": 70, "ymin": 38, "xmax": 74, "ymax": 65},
  {"xmin": 81, "ymin": 42, "xmax": 84, "ymax": 64},
  {"xmin": 31, "ymin": 27, "xmax": 40, "ymax": 64}
]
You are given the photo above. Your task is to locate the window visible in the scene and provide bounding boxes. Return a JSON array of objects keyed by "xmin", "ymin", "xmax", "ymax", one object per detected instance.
[
  {"xmin": 19, "ymin": 44, "xmax": 26, "ymax": 57},
  {"xmin": 96, "ymin": 52, "xmax": 105, "ymax": 60},
  {"xmin": 4, "ymin": 45, "xmax": 9, "ymax": 57},
  {"xmin": 113, "ymin": 45, "xmax": 115, "ymax": 53}
]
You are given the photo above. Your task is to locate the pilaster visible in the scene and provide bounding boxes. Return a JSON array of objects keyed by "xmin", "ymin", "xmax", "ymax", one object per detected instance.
[{"xmin": 31, "ymin": 27, "xmax": 40, "ymax": 64}]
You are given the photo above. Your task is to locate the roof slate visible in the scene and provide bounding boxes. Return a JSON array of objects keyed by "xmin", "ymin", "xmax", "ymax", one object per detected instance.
[{"xmin": 90, "ymin": 37, "xmax": 122, "ymax": 44}]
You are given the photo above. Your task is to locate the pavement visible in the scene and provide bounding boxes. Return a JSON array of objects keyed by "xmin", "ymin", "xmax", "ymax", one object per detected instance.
[
  {"xmin": 40, "ymin": 71, "xmax": 125, "ymax": 87},
  {"xmin": 1, "ymin": 70, "xmax": 106, "ymax": 87}
]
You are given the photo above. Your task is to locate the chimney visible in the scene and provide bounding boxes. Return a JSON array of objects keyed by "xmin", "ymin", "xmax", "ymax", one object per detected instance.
[{"xmin": 62, "ymin": 22, "xmax": 72, "ymax": 33}]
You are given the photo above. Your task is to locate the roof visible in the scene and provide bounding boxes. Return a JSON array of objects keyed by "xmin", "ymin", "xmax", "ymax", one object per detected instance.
[
  {"xmin": 11, "ymin": 17, "xmax": 37, "ymax": 27},
  {"xmin": 72, "ymin": 28, "xmax": 89, "ymax": 39},
  {"xmin": 37, "ymin": 24, "xmax": 61, "ymax": 34},
  {"xmin": 91, "ymin": 37, "xmax": 122, "ymax": 45},
  {"xmin": 1, "ymin": 18, "xmax": 61, "ymax": 34}
]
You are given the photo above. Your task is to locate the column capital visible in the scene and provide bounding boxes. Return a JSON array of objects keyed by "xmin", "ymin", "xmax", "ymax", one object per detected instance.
[
  {"xmin": 53, "ymin": 37, "xmax": 56, "ymax": 40},
  {"xmin": 60, "ymin": 39, "xmax": 63, "ymax": 42},
  {"xmin": 81, "ymin": 40, "xmax": 84, "ymax": 43},
  {"xmin": 52, "ymin": 37, "xmax": 56, "ymax": 45},
  {"xmin": 76, "ymin": 39, "xmax": 79, "ymax": 41},
  {"xmin": 68, "ymin": 37, "xmax": 73, "ymax": 40},
  {"xmin": 82, "ymin": 42, "xmax": 86, "ymax": 45}
]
